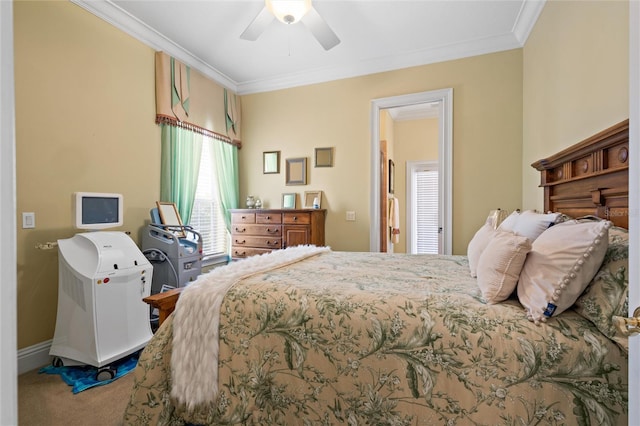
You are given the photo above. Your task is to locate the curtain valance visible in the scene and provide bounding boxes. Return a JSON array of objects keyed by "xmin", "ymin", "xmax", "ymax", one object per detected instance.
[{"xmin": 155, "ymin": 51, "xmax": 241, "ymax": 148}]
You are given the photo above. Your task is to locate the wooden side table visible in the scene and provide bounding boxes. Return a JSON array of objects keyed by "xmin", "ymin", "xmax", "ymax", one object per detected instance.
[{"xmin": 143, "ymin": 287, "xmax": 184, "ymax": 327}]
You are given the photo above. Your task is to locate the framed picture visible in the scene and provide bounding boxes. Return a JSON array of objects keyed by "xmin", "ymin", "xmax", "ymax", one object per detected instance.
[
  {"xmin": 263, "ymin": 151, "xmax": 280, "ymax": 174},
  {"xmin": 389, "ymin": 159, "xmax": 395, "ymax": 194},
  {"xmin": 156, "ymin": 201, "xmax": 185, "ymax": 237},
  {"xmin": 282, "ymin": 193, "xmax": 296, "ymax": 209},
  {"xmin": 315, "ymin": 147, "xmax": 333, "ymax": 167},
  {"xmin": 304, "ymin": 191, "xmax": 322, "ymax": 209},
  {"xmin": 286, "ymin": 157, "xmax": 307, "ymax": 185}
]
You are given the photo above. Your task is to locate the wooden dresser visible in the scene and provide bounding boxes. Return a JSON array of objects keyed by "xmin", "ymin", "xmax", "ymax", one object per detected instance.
[{"xmin": 230, "ymin": 209, "xmax": 326, "ymax": 259}]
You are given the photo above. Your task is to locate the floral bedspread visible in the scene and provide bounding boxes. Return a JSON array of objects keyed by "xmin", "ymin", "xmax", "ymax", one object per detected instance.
[{"xmin": 123, "ymin": 251, "xmax": 627, "ymax": 425}]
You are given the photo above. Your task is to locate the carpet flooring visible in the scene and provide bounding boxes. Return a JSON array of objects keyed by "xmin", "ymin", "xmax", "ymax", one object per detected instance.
[{"xmin": 18, "ymin": 365, "xmax": 134, "ymax": 426}]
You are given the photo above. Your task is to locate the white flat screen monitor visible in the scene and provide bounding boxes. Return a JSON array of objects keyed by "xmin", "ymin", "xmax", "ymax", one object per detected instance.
[{"xmin": 74, "ymin": 192, "xmax": 123, "ymax": 230}]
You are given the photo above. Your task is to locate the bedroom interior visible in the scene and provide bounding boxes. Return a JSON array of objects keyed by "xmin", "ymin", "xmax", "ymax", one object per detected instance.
[{"xmin": 2, "ymin": 0, "xmax": 638, "ymax": 424}]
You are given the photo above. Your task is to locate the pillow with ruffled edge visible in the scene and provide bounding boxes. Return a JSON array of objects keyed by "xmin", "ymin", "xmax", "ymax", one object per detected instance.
[
  {"xmin": 517, "ymin": 220, "xmax": 611, "ymax": 324},
  {"xmin": 476, "ymin": 230, "xmax": 531, "ymax": 304},
  {"xmin": 498, "ymin": 210, "xmax": 560, "ymax": 242},
  {"xmin": 573, "ymin": 225, "xmax": 629, "ymax": 352},
  {"xmin": 467, "ymin": 219, "xmax": 496, "ymax": 278}
]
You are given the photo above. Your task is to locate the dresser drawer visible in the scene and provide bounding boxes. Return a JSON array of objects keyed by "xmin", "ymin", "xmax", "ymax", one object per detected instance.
[
  {"xmin": 232, "ymin": 236, "xmax": 282, "ymax": 249},
  {"xmin": 256, "ymin": 212, "xmax": 282, "ymax": 224},
  {"xmin": 232, "ymin": 212, "xmax": 256, "ymax": 224},
  {"xmin": 232, "ymin": 224, "xmax": 282, "ymax": 236},
  {"xmin": 283, "ymin": 212, "xmax": 310, "ymax": 225},
  {"xmin": 231, "ymin": 247, "xmax": 273, "ymax": 259}
]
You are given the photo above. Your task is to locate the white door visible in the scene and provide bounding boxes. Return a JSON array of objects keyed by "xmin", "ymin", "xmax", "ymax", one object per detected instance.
[{"xmin": 407, "ymin": 161, "xmax": 440, "ymax": 254}]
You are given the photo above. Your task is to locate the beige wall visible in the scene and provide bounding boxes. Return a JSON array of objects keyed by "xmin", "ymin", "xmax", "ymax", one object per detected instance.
[
  {"xmin": 14, "ymin": 1, "xmax": 160, "ymax": 349},
  {"xmin": 240, "ymin": 49, "xmax": 524, "ymax": 254},
  {"xmin": 392, "ymin": 118, "xmax": 438, "ymax": 254},
  {"xmin": 522, "ymin": 0, "xmax": 629, "ymax": 210}
]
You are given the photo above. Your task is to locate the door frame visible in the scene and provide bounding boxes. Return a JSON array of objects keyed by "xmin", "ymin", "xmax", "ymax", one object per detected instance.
[{"xmin": 370, "ymin": 88, "xmax": 453, "ymax": 254}]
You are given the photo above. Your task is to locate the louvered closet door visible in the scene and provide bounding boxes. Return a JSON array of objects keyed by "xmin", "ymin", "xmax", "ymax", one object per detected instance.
[{"xmin": 408, "ymin": 161, "xmax": 440, "ymax": 254}]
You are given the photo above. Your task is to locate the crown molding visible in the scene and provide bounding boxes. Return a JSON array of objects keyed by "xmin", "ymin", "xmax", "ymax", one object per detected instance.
[
  {"xmin": 71, "ymin": 0, "xmax": 238, "ymax": 92},
  {"xmin": 72, "ymin": 0, "xmax": 544, "ymax": 95},
  {"xmin": 512, "ymin": 0, "xmax": 546, "ymax": 45},
  {"xmin": 238, "ymin": 31, "xmax": 522, "ymax": 94}
]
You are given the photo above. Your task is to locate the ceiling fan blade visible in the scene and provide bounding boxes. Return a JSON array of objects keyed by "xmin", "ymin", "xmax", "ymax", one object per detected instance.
[
  {"xmin": 301, "ymin": 7, "xmax": 340, "ymax": 51},
  {"xmin": 240, "ymin": 7, "xmax": 274, "ymax": 41}
]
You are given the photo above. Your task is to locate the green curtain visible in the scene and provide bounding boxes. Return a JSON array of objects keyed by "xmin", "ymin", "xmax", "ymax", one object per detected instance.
[
  {"xmin": 160, "ymin": 123, "xmax": 202, "ymax": 224},
  {"xmin": 211, "ymin": 139, "xmax": 239, "ymax": 230}
]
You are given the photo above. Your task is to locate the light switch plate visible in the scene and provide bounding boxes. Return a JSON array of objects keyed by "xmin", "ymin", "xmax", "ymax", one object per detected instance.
[
  {"xmin": 22, "ymin": 212, "xmax": 35, "ymax": 229},
  {"xmin": 346, "ymin": 211, "xmax": 356, "ymax": 221}
]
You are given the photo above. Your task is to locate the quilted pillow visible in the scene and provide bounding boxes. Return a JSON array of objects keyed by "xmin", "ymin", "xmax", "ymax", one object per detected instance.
[
  {"xmin": 467, "ymin": 220, "xmax": 496, "ymax": 278},
  {"xmin": 517, "ymin": 220, "xmax": 611, "ymax": 323},
  {"xmin": 498, "ymin": 210, "xmax": 560, "ymax": 242},
  {"xmin": 476, "ymin": 231, "xmax": 531, "ymax": 304},
  {"xmin": 573, "ymin": 225, "xmax": 629, "ymax": 352}
]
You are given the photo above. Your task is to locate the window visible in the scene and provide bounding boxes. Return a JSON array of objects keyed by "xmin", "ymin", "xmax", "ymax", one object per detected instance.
[
  {"xmin": 408, "ymin": 161, "xmax": 439, "ymax": 254},
  {"xmin": 189, "ymin": 140, "xmax": 229, "ymax": 262}
]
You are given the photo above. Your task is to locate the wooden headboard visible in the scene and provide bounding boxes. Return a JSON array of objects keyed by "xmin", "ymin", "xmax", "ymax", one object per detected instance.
[{"xmin": 531, "ymin": 119, "xmax": 629, "ymax": 229}]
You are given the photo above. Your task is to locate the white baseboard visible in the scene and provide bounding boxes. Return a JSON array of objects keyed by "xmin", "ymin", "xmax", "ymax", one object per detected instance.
[{"xmin": 17, "ymin": 340, "xmax": 52, "ymax": 375}]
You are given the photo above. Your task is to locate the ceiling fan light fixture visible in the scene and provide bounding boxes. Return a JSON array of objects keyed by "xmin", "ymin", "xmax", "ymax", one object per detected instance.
[{"xmin": 266, "ymin": 0, "xmax": 311, "ymax": 24}]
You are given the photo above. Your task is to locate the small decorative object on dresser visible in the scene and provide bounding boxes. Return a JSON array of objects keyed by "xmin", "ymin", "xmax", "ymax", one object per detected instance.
[
  {"xmin": 304, "ymin": 191, "xmax": 322, "ymax": 209},
  {"xmin": 282, "ymin": 193, "xmax": 296, "ymax": 209},
  {"xmin": 230, "ymin": 208, "xmax": 326, "ymax": 259}
]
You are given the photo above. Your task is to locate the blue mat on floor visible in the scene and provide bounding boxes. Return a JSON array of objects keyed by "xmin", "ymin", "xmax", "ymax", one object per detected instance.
[{"xmin": 39, "ymin": 351, "xmax": 140, "ymax": 394}]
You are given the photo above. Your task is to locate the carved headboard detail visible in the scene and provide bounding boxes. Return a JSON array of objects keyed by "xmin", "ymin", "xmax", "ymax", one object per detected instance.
[{"xmin": 531, "ymin": 119, "xmax": 629, "ymax": 229}]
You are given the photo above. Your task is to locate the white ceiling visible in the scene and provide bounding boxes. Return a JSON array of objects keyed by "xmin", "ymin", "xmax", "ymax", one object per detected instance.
[{"xmin": 74, "ymin": 0, "xmax": 545, "ymax": 95}]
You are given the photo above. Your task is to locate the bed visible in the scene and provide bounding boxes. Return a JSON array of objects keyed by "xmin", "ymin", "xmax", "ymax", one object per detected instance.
[{"xmin": 124, "ymin": 120, "xmax": 629, "ymax": 425}]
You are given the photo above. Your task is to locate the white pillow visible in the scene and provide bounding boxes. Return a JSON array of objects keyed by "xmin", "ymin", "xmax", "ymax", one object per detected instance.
[
  {"xmin": 517, "ymin": 220, "xmax": 611, "ymax": 323},
  {"xmin": 476, "ymin": 231, "xmax": 531, "ymax": 304},
  {"xmin": 498, "ymin": 210, "xmax": 560, "ymax": 242},
  {"xmin": 467, "ymin": 222, "xmax": 496, "ymax": 278}
]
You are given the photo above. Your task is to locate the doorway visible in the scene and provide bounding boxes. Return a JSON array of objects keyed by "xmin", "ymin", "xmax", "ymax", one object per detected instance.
[{"xmin": 369, "ymin": 88, "xmax": 453, "ymax": 254}]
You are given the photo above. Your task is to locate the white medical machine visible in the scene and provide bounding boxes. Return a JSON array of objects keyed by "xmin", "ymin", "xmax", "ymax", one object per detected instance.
[{"xmin": 49, "ymin": 192, "xmax": 153, "ymax": 380}]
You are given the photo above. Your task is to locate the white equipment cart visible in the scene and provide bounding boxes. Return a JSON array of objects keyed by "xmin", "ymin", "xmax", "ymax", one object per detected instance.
[{"xmin": 50, "ymin": 231, "xmax": 153, "ymax": 380}]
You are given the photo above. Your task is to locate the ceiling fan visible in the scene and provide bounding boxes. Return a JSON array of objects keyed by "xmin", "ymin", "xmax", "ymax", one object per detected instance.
[{"xmin": 240, "ymin": 0, "xmax": 340, "ymax": 51}]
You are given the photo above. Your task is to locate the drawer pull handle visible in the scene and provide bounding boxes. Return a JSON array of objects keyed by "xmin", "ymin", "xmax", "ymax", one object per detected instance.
[
  {"xmin": 267, "ymin": 228, "xmax": 278, "ymax": 234},
  {"xmin": 267, "ymin": 241, "xmax": 278, "ymax": 246},
  {"xmin": 234, "ymin": 251, "xmax": 246, "ymax": 257},
  {"xmin": 235, "ymin": 239, "xmax": 246, "ymax": 244},
  {"xmin": 241, "ymin": 216, "xmax": 246, "ymax": 219},
  {"xmin": 235, "ymin": 227, "xmax": 246, "ymax": 233},
  {"xmin": 266, "ymin": 215, "xmax": 271, "ymax": 220}
]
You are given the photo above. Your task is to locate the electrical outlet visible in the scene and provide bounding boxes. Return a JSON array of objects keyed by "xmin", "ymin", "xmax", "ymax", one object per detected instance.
[{"xmin": 346, "ymin": 211, "xmax": 356, "ymax": 221}]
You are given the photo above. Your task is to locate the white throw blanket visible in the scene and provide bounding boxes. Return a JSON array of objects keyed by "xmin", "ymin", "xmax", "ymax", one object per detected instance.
[{"xmin": 170, "ymin": 245, "xmax": 331, "ymax": 410}]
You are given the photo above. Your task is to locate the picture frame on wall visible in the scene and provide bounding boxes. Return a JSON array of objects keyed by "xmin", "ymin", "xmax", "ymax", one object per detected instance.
[
  {"xmin": 315, "ymin": 147, "xmax": 333, "ymax": 167},
  {"xmin": 286, "ymin": 157, "xmax": 307, "ymax": 185},
  {"xmin": 263, "ymin": 151, "xmax": 280, "ymax": 174}
]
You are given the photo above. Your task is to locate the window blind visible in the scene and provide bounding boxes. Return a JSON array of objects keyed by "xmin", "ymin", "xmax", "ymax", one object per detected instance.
[
  {"xmin": 190, "ymin": 141, "xmax": 229, "ymax": 258},
  {"xmin": 414, "ymin": 168, "xmax": 439, "ymax": 254}
]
